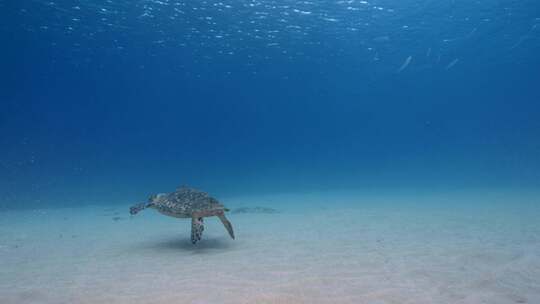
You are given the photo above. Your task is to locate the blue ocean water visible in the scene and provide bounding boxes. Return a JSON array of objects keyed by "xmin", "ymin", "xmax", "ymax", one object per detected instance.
[{"xmin": 1, "ymin": 0, "xmax": 540, "ymax": 209}]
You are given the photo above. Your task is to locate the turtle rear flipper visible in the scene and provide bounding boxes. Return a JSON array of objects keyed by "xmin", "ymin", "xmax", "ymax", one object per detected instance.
[
  {"xmin": 218, "ymin": 213, "xmax": 235, "ymax": 240},
  {"xmin": 191, "ymin": 217, "xmax": 204, "ymax": 244}
]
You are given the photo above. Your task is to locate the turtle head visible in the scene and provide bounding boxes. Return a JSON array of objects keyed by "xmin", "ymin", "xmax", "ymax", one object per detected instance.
[
  {"xmin": 129, "ymin": 193, "xmax": 164, "ymax": 215},
  {"xmin": 129, "ymin": 203, "xmax": 147, "ymax": 215}
]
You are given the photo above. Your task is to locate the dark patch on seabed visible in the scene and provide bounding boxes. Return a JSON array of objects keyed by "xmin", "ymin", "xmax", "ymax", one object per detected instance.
[
  {"xmin": 140, "ymin": 236, "xmax": 234, "ymax": 253},
  {"xmin": 232, "ymin": 206, "xmax": 280, "ymax": 214}
]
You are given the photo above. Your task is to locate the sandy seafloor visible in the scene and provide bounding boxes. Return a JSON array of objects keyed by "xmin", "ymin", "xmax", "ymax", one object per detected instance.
[{"xmin": 1, "ymin": 190, "xmax": 539, "ymax": 304}]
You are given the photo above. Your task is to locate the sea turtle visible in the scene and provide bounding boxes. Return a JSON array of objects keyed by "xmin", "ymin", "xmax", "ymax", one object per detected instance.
[{"xmin": 129, "ymin": 186, "xmax": 234, "ymax": 244}]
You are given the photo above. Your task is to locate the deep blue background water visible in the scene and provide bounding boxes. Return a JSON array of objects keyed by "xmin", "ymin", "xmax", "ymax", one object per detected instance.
[{"xmin": 1, "ymin": 0, "xmax": 539, "ymax": 208}]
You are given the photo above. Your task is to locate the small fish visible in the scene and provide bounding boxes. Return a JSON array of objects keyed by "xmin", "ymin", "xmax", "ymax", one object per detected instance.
[
  {"xmin": 445, "ymin": 58, "xmax": 459, "ymax": 70},
  {"xmin": 397, "ymin": 56, "xmax": 412, "ymax": 73},
  {"xmin": 511, "ymin": 24, "xmax": 538, "ymax": 49},
  {"xmin": 466, "ymin": 27, "xmax": 477, "ymax": 38}
]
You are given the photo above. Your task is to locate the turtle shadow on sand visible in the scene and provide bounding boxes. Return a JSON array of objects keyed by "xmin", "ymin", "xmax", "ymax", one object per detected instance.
[{"xmin": 141, "ymin": 236, "xmax": 234, "ymax": 253}]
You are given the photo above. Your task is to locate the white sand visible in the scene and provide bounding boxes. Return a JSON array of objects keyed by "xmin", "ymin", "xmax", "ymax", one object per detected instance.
[{"xmin": 1, "ymin": 191, "xmax": 539, "ymax": 304}]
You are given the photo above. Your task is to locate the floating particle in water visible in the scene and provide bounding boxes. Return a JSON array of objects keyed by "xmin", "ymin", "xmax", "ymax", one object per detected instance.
[
  {"xmin": 445, "ymin": 58, "xmax": 459, "ymax": 70},
  {"xmin": 373, "ymin": 36, "xmax": 390, "ymax": 42},
  {"xmin": 293, "ymin": 9, "xmax": 312, "ymax": 15},
  {"xmin": 397, "ymin": 55, "xmax": 412, "ymax": 73}
]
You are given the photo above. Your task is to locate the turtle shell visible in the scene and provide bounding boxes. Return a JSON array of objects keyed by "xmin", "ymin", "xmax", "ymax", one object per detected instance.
[{"xmin": 152, "ymin": 186, "xmax": 225, "ymax": 217}]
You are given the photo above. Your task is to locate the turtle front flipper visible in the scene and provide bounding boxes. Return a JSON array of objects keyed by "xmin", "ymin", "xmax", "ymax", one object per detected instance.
[
  {"xmin": 218, "ymin": 213, "xmax": 235, "ymax": 240},
  {"xmin": 191, "ymin": 217, "xmax": 204, "ymax": 244}
]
